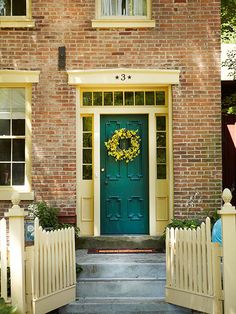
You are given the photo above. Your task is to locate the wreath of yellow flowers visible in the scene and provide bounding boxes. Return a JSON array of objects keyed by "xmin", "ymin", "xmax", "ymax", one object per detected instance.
[{"xmin": 105, "ymin": 128, "xmax": 141, "ymax": 163}]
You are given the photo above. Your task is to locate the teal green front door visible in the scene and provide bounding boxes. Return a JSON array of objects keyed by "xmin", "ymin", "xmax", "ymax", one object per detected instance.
[{"xmin": 100, "ymin": 115, "xmax": 149, "ymax": 235}]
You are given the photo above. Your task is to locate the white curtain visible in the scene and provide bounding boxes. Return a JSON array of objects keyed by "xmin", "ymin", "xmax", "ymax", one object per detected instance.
[
  {"xmin": 133, "ymin": 0, "xmax": 146, "ymax": 16},
  {"xmin": 102, "ymin": 0, "xmax": 146, "ymax": 16}
]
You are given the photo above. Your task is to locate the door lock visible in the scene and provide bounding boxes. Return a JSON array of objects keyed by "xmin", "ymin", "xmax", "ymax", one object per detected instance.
[{"xmin": 101, "ymin": 168, "xmax": 105, "ymax": 172}]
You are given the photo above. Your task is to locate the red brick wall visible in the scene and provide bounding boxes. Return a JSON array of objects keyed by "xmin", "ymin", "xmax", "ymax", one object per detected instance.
[{"xmin": 0, "ymin": 0, "xmax": 222, "ymax": 221}]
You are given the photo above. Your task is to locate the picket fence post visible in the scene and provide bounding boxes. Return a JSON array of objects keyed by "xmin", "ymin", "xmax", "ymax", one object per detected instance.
[
  {"xmin": 5, "ymin": 193, "xmax": 28, "ymax": 314},
  {"xmin": 218, "ymin": 188, "xmax": 236, "ymax": 314}
]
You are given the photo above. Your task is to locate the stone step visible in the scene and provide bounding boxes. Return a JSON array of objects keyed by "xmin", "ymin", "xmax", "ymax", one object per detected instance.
[
  {"xmin": 77, "ymin": 277, "xmax": 165, "ymax": 298},
  {"xmin": 78, "ymin": 262, "xmax": 165, "ymax": 279},
  {"xmin": 59, "ymin": 297, "xmax": 192, "ymax": 313},
  {"xmin": 76, "ymin": 235, "xmax": 165, "ymax": 249},
  {"xmin": 59, "ymin": 249, "xmax": 192, "ymax": 313}
]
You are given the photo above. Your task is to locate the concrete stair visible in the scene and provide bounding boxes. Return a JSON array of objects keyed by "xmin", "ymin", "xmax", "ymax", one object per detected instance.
[
  {"xmin": 59, "ymin": 248, "xmax": 192, "ymax": 313},
  {"xmin": 76, "ymin": 235, "xmax": 165, "ymax": 250}
]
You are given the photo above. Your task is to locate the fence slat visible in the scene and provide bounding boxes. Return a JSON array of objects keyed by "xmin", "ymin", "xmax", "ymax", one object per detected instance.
[
  {"xmin": 175, "ymin": 228, "xmax": 180, "ymax": 288},
  {"xmin": 179, "ymin": 229, "xmax": 184, "ymax": 290},
  {"xmin": 71, "ymin": 227, "xmax": 76, "ymax": 284},
  {"xmin": 192, "ymin": 229, "xmax": 197, "ymax": 293},
  {"xmin": 183, "ymin": 229, "xmax": 188, "ymax": 290},
  {"xmin": 65, "ymin": 229, "xmax": 70, "ymax": 287},
  {"xmin": 196, "ymin": 226, "xmax": 202, "ymax": 293},
  {"xmin": 206, "ymin": 217, "xmax": 213, "ymax": 295},
  {"xmin": 201, "ymin": 222, "xmax": 207, "ymax": 294},
  {"xmin": 186, "ymin": 229, "xmax": 193, "ymax": 291},
  {"xmin": 62, "ymin": 229, "xmax": 66, "ymax": 288}
]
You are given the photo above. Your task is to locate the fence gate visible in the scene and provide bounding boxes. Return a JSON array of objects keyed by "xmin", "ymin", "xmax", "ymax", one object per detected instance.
[
  {"xmin": 165, "ymin": 217, "xmax": 223, "ymax": 314},
  {"xmin": 26, "ymin": 218, "xmax": 76, "ymax": 314}
]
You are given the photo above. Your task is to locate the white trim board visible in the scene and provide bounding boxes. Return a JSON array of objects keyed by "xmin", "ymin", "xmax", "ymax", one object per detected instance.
[{"xmin": 67, "ymin": 68, "xmax": 180, "ymax": 86}]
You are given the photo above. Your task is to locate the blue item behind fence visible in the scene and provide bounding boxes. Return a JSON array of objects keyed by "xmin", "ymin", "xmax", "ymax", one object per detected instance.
[{"xmin": 212, "ymin": 218, "xmax": 222, "ymax": 246}]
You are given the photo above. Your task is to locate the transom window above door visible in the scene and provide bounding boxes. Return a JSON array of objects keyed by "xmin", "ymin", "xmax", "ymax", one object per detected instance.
[
  {"xmin": 82, "ymin": 90, "xmax": 166, "ymax": 107},
  {"xmin": 92, "ymin": 0, "xmax": 155, "ymax": 28}
]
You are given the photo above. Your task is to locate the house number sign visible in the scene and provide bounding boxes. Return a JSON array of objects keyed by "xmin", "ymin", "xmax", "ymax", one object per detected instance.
[{"xmin": 115, "ymin": 74, "xmax": 132, "ymax": 81}]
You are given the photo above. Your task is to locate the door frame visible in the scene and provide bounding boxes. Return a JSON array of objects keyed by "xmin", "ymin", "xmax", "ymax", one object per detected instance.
[
  {"xmin": 68, "ymin": 68, "xmax": 180, "ymax": 236},
  {"xmin": 77, "ymin": 99, "xmax": 173, "ymax": 236}
]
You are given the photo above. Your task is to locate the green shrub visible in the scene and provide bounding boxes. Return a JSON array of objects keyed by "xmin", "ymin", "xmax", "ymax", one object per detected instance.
[
  {"xmin": 163, "ymin": 218, "xmax": 201, "ymax": 238},
  {"xmin": 0, "ymin": 298, "xmax": 16, "ymax": 314},
  {"xmin": 28, "ymin": 201, "xmax": 79, "ymax": 237}
]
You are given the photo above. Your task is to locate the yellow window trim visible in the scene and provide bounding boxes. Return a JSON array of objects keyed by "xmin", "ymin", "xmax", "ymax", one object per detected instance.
[
  {"xmin": 93, "ymin": 0, "xmax": 155, "ymax": 28},
  {"xmin": 0, "ymin": 70, "xmax": 40, "ymax": 83},
  {"xmin": 0, "ymin": 19, "xmax": 35, "ymax": 28},
  {"xmin": 0, "ymin": 71, "xmax": 40, "ymax": 200},
  {"xmin": 0, "ymin": 190, "xmax": 34, "ymax": 201},
  {"xmin": 92, "ymin": 19, "xmax": 155, "ymax": 28}
]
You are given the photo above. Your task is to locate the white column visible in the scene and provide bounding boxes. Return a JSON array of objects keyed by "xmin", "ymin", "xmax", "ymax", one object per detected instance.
[
  {"xmin": 218, "ymin": 188, "xmax": 236, "ymax": 314},
  {"xmin": 94, "ymin": 113, "xmax": 100, "ymax": 236},
  {"xmin": 5, "ymin": 193, "xmax": 28, "ymax": 314},
  {"xmin": 149, "ymin": 113, "xmax": 156, "ymax": 235}
]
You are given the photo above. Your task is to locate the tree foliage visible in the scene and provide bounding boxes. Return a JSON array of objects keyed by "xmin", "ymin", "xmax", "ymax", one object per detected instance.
[{"xmin": 221, "ymin": 0, "xmax": 236, "ymax": 43}]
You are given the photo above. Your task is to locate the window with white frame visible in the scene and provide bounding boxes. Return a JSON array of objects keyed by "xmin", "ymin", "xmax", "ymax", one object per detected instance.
[
  {"xmin": 101, "ymin": 0, "xmax": 147, "ymax": 17},
  {"xmin": 0, "ymin": 88, "xmax": 27, "ymax": 187},
  {"xmin": 0, "ymin": 0, "xmax": 34, "ymax": 28},
  {"xmin": 0, "ymin": 0, "xmax": 26, "ymax": 16},
  {"xmin": 92, "ymin": 0, "xmax": 155, "ymax": 28}
]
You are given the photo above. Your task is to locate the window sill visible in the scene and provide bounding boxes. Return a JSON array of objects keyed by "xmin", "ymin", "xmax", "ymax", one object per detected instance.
[
  {"xmin": 0, "ymin": 190, "xmax": 34, "ymax": 201},
  {"xmin": 92, "ymin": 19, "xmax": 155, "ymax": 28},
  {"xmin": 0, "ymin": 19, "xmax": 35, "ymax": 28}
]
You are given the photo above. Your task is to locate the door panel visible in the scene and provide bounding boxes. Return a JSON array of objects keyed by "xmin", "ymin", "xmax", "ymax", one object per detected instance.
[{"xmin": 100, "ymin": 114, "xmax": 149, "ymax": 234}]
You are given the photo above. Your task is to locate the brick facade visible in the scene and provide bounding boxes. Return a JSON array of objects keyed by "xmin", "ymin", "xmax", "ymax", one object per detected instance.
[{"xmin": 0, "ymin": 0, "xmax": 222, "ymax": 223}]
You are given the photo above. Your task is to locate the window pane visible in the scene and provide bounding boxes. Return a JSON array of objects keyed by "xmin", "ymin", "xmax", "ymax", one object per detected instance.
[
  {"xmin": 101, "ymin": 0, "xmax": 147, "ymax": 16},
  {"xmin": 157, "ymin": 165, "xmax": 166, "ymax": 180},
  {"xmin": 114, "ymin": 92, "xmax": 123, "ymax": 106},
  {"xmin": 83, "ymin": 92, "xmax": 92, "ymax": 106},
  {"xmin": 104, "ymin": 92, "xmax": 113, "ymax": 106},
  {"xmin": 12, "ymin": 119, "xmax": 25, "ymax": 136},
  {"xmin": 135, "ymin": 92, "xmax": 144, "ymax": 106},
  {"xmin": 83, "ymin": 165, "xmax": 92, "ymax": 180},
  {"xmin": 83, "ymin": 117, "xmax": 92, "ymax": 131},
  {"xmin": 13, "ymin": 139, "xmax": 25, "ymax": 161},
  {"xmin": 12, "ymin": 88, "xmax": 25, "ymax": 113},
  {"xmin": 0, "ymin": 0, "xmax": 10, "ymax": 16},
  {"xmin": 12, "ymin": 0, "xmax": 26, "ymax": 16},
  {"xmin": 125, "ymin": 92, "xmax": 134, "ymax": 106},
  {"xmin": 0, "ymin": 164, "xmax": 10, "ymax": 185},
  {"xmin": 146, "ymin": 92, "xmax": 154, "ymax": 106},
  {"xmin": 156, "ymin": 91, "xmax": 165, "ymax": 106},
  {"xmin": 0, "ymin": 139, "xmax": 11, "ymax": 161},
  {"xmin": 156, "ymin": 116, "xmax": 166, "ymax": 131},
  {"xmin": 83, "ymin": 149, "xmax": 92, "ymax": 164},
  {"xmin": 157, "ymin": 148, "xmax": 166, "ymax": 163},
  {"xmin": 93, "ymin": 92, "xmax": 102, "ymax": 106},
  {"xmin": 0, "ymin": 89, "xmax": 10, "ymax": 112},
  {"xmin": 83, "ymin": 133, "xmax": 92, "ymax": 148},
  {"xmin": 0, "ymin": 120, "xmax": 10, "ymax": 136},
  {"xmin": 12, "ymin": 163, "xmax": 25, "ymax": 185},
  {"xmin": 157, "ymin": 133, "xmax": 166, "ymax": 147}
]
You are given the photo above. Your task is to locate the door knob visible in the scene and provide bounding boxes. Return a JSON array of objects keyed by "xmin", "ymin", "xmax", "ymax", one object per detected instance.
[{"xmin": 101, "ymin": 168, "xmax": 105, "ymax": 172}]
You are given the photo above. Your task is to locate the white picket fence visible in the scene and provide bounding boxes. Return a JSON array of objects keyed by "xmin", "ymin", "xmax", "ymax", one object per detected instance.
[
  {"xmin": 166, "ymin": 217, "xmax": 223, "ymax": 314},
  {"xmin": 0, "ymin": 194, "xmax": 76, "ymax": 314},
  {"xmin": 0, "ymin": 218, "xmax": 8, "ymax": 301},
  {"xmin": 26, "ymin": 218, "xmax": 76, "ymax": 314}
]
